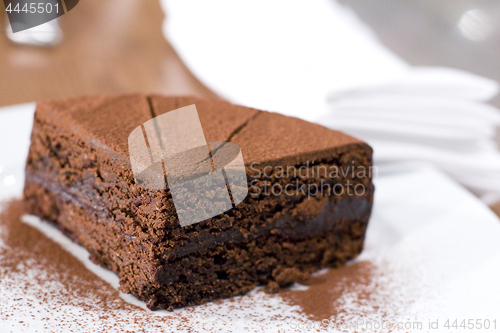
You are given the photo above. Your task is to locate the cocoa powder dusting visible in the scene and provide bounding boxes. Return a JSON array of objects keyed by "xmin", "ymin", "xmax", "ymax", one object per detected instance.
[
  {"xmin": 0, "ymin": 199, "xmax": 308, "ymax": 331},
  {"xmin": 0, "ymin": 199, "xmax": 401, "ymax": 332},
  {"xmin": 279, "ymin": 261, "xmax": 377, "ymax": 321},
  {"xmin": 0, "ymin": 199, "xmax": 137, "ymax": 312}
]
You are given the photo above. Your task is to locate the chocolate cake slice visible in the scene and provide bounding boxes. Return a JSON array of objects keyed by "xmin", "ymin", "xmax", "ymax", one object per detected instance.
[{"xmin": 23, "ymin": 94, "xmax": 374, "ymax": 310}]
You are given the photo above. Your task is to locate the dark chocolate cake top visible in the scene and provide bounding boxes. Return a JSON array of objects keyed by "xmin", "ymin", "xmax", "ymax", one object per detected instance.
[
  {"xmin": 36, "ymin": 94, "xmax": 368, "ymax": 166},
  {"xmin": 36, "ymin": 94, "xmax": 152, "ymax": 156}
]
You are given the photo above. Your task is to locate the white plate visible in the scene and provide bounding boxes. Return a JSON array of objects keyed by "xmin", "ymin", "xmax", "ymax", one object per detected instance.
[{"xmin": 1, "ymin": 103, "xmax": 500, "ymax": 332}]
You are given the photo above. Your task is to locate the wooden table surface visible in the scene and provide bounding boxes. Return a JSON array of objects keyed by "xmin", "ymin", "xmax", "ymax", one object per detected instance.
[
  {"xmin": 0, "ymin": 0, "xmax": 216, "ymax": 106},
  {"xmin": 1, "ymin": 0, "xmax": 499, "ymax": 217}
]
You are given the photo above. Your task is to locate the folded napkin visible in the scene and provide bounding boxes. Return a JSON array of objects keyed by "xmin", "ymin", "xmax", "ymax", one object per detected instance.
[{"xmin": 160, "ymin": 0, "xmax": 500, "ymax": 204}]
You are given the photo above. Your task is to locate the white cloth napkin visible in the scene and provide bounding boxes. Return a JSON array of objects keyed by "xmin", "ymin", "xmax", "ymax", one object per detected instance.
[{"xmin": 160, "ymin": 0, "xmax": 500, "ymax": 204}]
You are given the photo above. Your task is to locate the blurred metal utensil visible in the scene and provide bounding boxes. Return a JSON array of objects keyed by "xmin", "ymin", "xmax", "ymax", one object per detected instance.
[{"xmin": 6, "ymin": 16, "xmax": 62, "ymax": 46}]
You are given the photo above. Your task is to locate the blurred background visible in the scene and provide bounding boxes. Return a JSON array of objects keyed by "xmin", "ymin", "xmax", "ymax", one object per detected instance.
[
  {"xmin": 0, "ymin": 0, "xmax": 499, "ymax": 215},
  {"xmin": 340, "ymin": 0, "xmax": 500, "ymax": 108}
]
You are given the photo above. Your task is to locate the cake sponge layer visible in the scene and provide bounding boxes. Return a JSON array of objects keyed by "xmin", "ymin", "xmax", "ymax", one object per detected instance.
[{"xmin": 24, "ymin": 94, "xmax": 374, "ymax": 309}]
